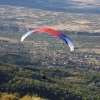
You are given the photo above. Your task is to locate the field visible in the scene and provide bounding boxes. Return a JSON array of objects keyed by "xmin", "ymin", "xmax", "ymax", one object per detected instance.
[{"xmin": 0, "ymin": 5, "xmax": 100, "ymax": 32}]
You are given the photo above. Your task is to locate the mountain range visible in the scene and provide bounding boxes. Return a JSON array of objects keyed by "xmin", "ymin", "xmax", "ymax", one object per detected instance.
[
  {"xmin": 0, "ymin": 0, "xmax": 100, "ymax": 14},
  {"xmin": 0, "ymin": 0, "xmax": 100, "ymax": 32}
]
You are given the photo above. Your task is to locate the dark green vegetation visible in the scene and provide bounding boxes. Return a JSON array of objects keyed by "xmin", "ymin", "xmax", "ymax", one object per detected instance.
[
  {"xmin": 0, "ymin": 1, "xmax": 100, "ymax": 99},
  {"xmin": 0, "ymin": 30, "xmax": 100, "ymax": 100}
]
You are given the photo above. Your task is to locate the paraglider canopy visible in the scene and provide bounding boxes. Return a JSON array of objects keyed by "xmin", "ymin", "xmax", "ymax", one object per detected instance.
[{"xmin": 21, "ymin": 27, "xmax": 74, "ymax": 51}]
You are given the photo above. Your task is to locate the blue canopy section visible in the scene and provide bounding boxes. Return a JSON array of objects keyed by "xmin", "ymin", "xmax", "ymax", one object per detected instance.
[{"xmin": 59, "ymin": 34, "xmax": 74, "ymax": 51}]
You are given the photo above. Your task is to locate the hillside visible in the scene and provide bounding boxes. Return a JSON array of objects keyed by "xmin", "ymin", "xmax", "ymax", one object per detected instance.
[
  {"xmin": 0, "ymin": 50, "xmax": 100, "ymax": 99},
  {"xmin": 0, "ymin": 31, "xmax": 100, "ymax": 99},
  {"xmin": 0, "ymin": 0, "xmax": 100, "ymax": 33},
  {"xmin": 0, "ymin": 1, "xmax": 100, "ymax": 100},
  {"xmin": 0, "ymin": 0, "xmax": 100, "ymax": 14},
  {"xmin": 0, "ymin": 5, "xmax": 100, "ymax": 33}
]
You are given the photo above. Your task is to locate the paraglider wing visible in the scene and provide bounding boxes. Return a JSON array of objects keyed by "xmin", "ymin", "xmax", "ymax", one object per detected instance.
[
  {"xmin": 21, "ymin": 27, "xmax": 74, "ymax": 51},
  {"xmin": 65, "ymin": 37, "xmax": 74, "ymax": 51},
  {"xmin": 58, "ymin": 34, "xmax": 74, "ymax": 51},
  {"xmin": 38, "ymin": 28, "xmax": 60, "ymax": 38},
  {"xmin": 21, "ymin": 31, "xmax": 31, "ymax": 42},
  {"xmin": 21, "ymin": 29, "xmax": 39, "ymax": 42},
  {"xmin": 21, "ymin": 28, "xmax": 60, "ymax": 42}
]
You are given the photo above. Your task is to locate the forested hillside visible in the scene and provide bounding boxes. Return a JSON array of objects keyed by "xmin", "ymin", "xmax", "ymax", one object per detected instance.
[
  {"xmin": 0, "ymin": 30, "xmax": 100, "ymax": 99},
  {"xmin": 0, "ymin": 54, "xmax": 100, "ymax": 100}
]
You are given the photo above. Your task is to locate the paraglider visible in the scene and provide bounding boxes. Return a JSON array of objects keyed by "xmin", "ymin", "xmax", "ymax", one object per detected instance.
[
  {"xmin": 41, "ymin": 72, "xmax": 47, "ymax": 79},
  {"xmin": 21, "ymin": 27, "xmax": 74, "ymax": 79},
  {"xmin": 21, "ymin": 27, "xmax": 74, "ymax": 51}
]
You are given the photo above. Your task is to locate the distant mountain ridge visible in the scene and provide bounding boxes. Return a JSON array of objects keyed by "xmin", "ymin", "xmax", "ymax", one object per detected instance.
[
  {"xmin": 0, "ymin": 0, "xmax": 100, "ymax": 33},
  {"xmin": 0, "ymin": 0, "xmax": 100, "ymax": 14}
]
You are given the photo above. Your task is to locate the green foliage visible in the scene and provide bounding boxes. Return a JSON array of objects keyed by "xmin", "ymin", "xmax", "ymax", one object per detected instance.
[
  {"xmin": 0, "ymin": 30, "xmax": 100, "ymax": 99},
  {"xmin": 0, "ymin": 61, "xmax": 100, "ymax": 100}
]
